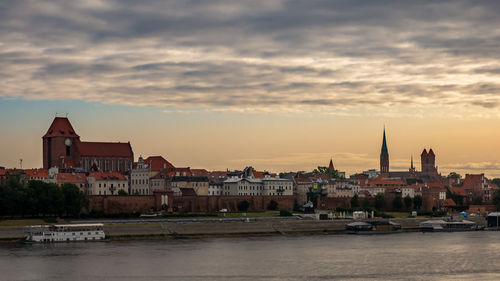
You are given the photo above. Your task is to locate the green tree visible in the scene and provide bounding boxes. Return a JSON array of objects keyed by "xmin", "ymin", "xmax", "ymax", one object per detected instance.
[
  {"xmin": 447, "ymin": 172, "xmax": 462, "ymax": 179},
  {"xmin": 491, "ymin": 178, "xmax": 500, "ymax": 187},
  {"xmin": 118, "ymin": 189, "xmax": 128, "ymax": 196},
  {"xmin": 267, "ymin": 200, "xmax": 279, "ymax": 210},
  {"xmin": 472, "ymin": 196, "xmax": 483, "ymax": 205},
  {"xmin": 392, "ymin": 195, "xmax": 403, "ymax": 210},
  {"xmin": 446, "ymin": 188, "xmax": 464, "ymax": 206},
  {"xmin": 350, "ymin": 194, "xmax": 359, "ymax": 208},
  {"xmin": 362, "ymin": 197, "xmax": 371, "ymax": 208},
  {"xmin": 61, "ymin": 183, "xmax": 87, "ymax": 217},
  {"xmin": 293, "ymin": 198, "xmax": 301, "ymax": 212},
  {"xmin": 237, "ymin": 200, "xmax": 250, "ymax": 212},
  {"xmin": 374, "ymin": 193, "xmax": 385, "ymax": 210},
  {"xmin": 413, "ymin": 195, "xmax": 423, "ymax": 210},
  {"xmin": 493, "ymin": 189, "xmax": 500, "ymax": 211},
  {"xmin": 312, "ymin": 166, "xmax": 339, "ymax": 179},
  {"xmin": 404, "ymin": 195, "xmax": 412, "ymax": 210}
]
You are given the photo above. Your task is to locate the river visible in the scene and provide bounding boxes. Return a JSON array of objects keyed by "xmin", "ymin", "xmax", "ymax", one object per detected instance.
[{"xmin": 1, "ymin": 232, "xmax": 500, "ymax": 280}]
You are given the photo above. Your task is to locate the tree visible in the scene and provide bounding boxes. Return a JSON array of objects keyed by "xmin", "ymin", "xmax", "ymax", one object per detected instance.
[
  {"xmin": 374, "ymin": 193, "xmax": 385, "ymax": 210},
  {"xmin": 312, "ymin": 166, "xmax": 339, "ymax": 179},
  {"xmin": 404, "ymin": 195, "xmax": 412, "ymax": 210},
  {"xmin": 392, "ymin": 195, "xmax": 403, "ymax": 210},
  {"xmin": 61, "ymin": 183, "xmax": 87, "ymax": 217},
  {"xmin": 446, "ymin": 188, "xmax": 464, "ymax": 206},
  {"xmin": 118, "ymin": 189, "xmax": 128, "ymax": 196},
  {"xmin": 472, "ymin": 196, "xmax": 483, "ymax": 205},
  {"xmin": 447, "ymin": 172, "xmax": 462, "ymax": 179},
  {"xmin": 362, "ymin": 197, "xmax": 371, "ymax": 208},
  {"xmin": 267, "ymin": 200, "xmax": 279, "ymax": 210},
  {"xmin": 293, "ymin": 198, "xmax": 301, "ymax": 212},
  {"xmin": 491, "ymin": 178, "xmax": 500, "ymax": 188},
  {"xmin": 493, "ymin": 189, "xmax": 500, "ymax": 211},
  {"xmin": 237, "ymin": 200, "xmax": 250, "ymax": 212},
  {"xmin": 413, "ymin": 195, "xmax": 423, "ymax": 210},
  {"xmin": 350, "ymin": 194, "xmax": 359, "ymax": 208}
]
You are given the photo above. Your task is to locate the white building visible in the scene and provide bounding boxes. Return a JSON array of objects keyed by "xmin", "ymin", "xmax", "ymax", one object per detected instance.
[
  {"xmin": 130, "ymin": 156, "xmax": 152, "ymax": 195},
  {"xmin": 87, "ymin": 172, "xmax": 128, "ymax": 195},
  {"xmin": 223, "ymin": 175, "xmax": 293, "ymax": 196}
]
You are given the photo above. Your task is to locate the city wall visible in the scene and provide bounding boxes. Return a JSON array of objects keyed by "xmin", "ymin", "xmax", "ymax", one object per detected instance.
[{"xmin": 88, "ymin": 194, "xmax": 296, "ymax": 213}]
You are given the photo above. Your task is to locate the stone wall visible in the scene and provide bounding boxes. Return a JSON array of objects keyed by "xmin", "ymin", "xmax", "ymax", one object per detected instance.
[
  {"xmin": 88, "ymin": 194, "xmax": 295, "ymax": 213},
  {"xmin": 88, "ymin": 195, "xmax": 157, "ymax": 214}
]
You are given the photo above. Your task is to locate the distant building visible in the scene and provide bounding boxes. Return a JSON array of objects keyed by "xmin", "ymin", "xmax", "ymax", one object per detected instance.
[
  {"xmin": 87, "ymin": 172, "xmax": 128, "ymax": 196},
  {"xmin": 130, "ymin": 156, "xmax": 152, "ymax": 195},
  {"xmin": 208, "ymin": 177, "xmax": 224, "ymax": 196},
  {"xmin": 42, "ymin": 117, "xmax": 133, "ymax": 173},
  {"xmin": 170, "ymin": 176, "xmax": 209, "ymax": 196},
  {"xmin": 223, "ymin": 167, "xmax": 293, "ymax": 196}
]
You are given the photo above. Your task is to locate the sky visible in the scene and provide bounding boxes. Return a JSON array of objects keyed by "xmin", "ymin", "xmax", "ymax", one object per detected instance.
[{"xmin": 1, "ymin": 1, "xmax": 500, "ymax": 177}]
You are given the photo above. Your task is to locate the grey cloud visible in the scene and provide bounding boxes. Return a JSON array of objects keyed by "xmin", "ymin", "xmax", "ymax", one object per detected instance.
[{"xmin": 1, "ymin": 1, "xmax": 500, "ymax": 111}]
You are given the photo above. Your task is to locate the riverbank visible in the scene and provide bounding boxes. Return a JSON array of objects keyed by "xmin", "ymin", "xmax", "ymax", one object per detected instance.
[{"xmin": 0, "ymin": 216, "xmax": 487, "ymax": 242}]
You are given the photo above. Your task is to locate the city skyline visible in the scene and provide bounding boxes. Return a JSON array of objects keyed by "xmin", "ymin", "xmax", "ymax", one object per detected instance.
[{"xmin": 1, "ymin": 1, "xmax": 500, "ymax": 177}]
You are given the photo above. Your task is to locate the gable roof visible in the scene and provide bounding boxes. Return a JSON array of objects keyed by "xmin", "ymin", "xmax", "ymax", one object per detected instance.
[
  {"xmin": 79, "ymin": 142, "xmax": 133, "ymax": 158},
  {"xmin": 24, "ymin": 169, "xmax": 49, "ymax": 179},
  {"xmin": 57, "ymin": 173, "xmax": 87, "ymax": 183},
  {"xmin": 144, "ymin": 156, "xmax": 175, "ymax": 170},
  {"xmin": 43, "ymin": 117, "xmax": 80, "ymax": 138}
]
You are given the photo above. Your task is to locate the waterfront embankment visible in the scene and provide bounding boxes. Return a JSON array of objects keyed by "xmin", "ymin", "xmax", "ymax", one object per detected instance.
[{"xmin": 0, "ymin": 216, "xmax": 487, "ymax": 241}]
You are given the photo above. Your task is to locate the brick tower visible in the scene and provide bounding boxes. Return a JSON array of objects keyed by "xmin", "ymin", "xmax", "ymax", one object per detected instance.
[
  {"xmin": 421, "ymin": 148, "xmax": 436, "ymax": 176},
  {"xmin": 42, "ymin": 117, "xmax": 81, "ymax": 169}
]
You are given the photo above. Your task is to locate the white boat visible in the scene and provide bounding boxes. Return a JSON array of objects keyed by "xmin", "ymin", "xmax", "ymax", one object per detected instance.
[
  {"xmin": 24, "ymin": 224, "xmax": 106, "ymax": 243},
  {"xmin": 419, "ymin": 219, "xmax": 477, "ymax": 232}
]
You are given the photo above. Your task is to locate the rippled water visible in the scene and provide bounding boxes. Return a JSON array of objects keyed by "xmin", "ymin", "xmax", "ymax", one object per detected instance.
[{"xmin": 1, "ymin": 232, "xmax": 500, "ymax": 281}]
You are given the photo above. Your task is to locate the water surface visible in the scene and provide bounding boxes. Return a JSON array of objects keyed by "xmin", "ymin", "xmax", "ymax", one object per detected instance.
[{"xmin": 1, "ymin": 232, "xmax": 500, "ymax": 280}]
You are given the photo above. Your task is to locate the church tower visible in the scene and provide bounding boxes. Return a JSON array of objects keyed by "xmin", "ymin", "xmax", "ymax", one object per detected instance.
[
  {"xmin": 380, "ymin": 128, "xmax": 389, "ymax": 173},
  {"xmin": 421, "ymin": 148, "xmax": 436, "ymax": 176},
  {"xmin": 42, "ymin": 117, "xmax": 81, "ymax": 169}
]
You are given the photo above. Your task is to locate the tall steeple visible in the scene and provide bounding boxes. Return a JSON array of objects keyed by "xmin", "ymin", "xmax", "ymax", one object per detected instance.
[
  {"xmin": 380, "ymin": 127, "xmax": 389, "ymax": 173},
  {"xmin": 409, "ymin": 155, "xmax": 415, "ymax": 172},
  {"xmin": 328, "ymin": 158, "xmax": 335, "ymax": 171}
]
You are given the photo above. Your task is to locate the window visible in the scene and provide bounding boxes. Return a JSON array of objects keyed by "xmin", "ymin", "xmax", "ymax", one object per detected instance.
[{"xmin": 66, "ymin": 145, "xmax": 71, "ymax": 156}]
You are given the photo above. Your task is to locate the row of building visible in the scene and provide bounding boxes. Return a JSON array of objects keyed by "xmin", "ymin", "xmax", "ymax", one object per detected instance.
[{"xmin": 1, "ymin": 117, "xmax": 498, "ymax": 213}]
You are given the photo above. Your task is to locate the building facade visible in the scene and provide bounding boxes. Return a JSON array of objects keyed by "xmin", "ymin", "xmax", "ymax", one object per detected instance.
[{"xmin": 42, "ymin": 117, "xmax": 133, "ymax": 172}]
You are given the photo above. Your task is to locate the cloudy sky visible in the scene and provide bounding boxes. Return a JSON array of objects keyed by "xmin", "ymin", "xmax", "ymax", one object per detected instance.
[{"xmin": 1, "ymin": 0, "xmax": 500, "ymax": 177}]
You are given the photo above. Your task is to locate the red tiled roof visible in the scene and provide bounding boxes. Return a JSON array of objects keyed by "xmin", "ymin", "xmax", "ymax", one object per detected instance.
[
  {"xmin": 144, "ymin": 156, "xmax": 175, "ymax": 170},
  {"xmin": 57, "ymin": 173, "xmax": 87, "ymax": 183},
  {"xmin": 79, "ymin": 142, "xmax": 133, "ymax": 158},
  {"xmin": 294, "ymin": 177, "xmax": 313, "ymax": 183},
  {"xmin": 443, "ymin": 198, "xmax": 456, "ymax": 207},
  {"xmin": 191, "ymin": 169, "xmax": 209, "ymax": 177},
  {"xmin": 462, "ymin": 174, "xmax": 484, "ymax": 190},
  {"xmin": 90, "ymin": 172, "xmax": 127, "ymax": 181},
  {"xmin": 24, "ymin": 169, "xmax": 49, "ymax": 179},
  {"xmin": 450, "ymin": 187, "xmax": 466, "ymax": 196},
  {"xmin": 174, "ymin": 167, "xmax": 192, "ymax": 176},
  {"xmin": 43, "ymin": 117, "xmax": 80, "ymax": 138}
]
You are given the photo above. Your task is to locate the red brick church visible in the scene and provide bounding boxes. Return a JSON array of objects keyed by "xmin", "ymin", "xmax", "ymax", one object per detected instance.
[{"xmin": 43, "ymin": 117, "xmax": 134, "ymax": 172}]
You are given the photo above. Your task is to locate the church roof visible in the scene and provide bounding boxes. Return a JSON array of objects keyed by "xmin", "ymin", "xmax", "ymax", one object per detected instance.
[
  {"xmin": 43, "ymin": 117, "xmax": 79, "ymax": 138},
  {"xmin": 380, "ymin": 128, "xmax": 388, "ymax": 157},
  {"xmin": 79, "ymin": 142, "xmax": 133, "ymax": 158}
]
